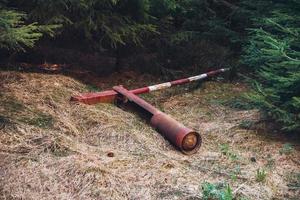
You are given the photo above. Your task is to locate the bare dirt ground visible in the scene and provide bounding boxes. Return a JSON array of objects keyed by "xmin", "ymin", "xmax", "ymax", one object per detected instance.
[{"xmin": 0, "ymin": 70, "xmax": 299, "ymax": 200}]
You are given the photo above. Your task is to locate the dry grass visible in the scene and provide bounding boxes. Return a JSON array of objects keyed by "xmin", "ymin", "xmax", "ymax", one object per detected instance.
[{"xmin": 0, "ymin": 71, "xmax": 299, "ymax": 200}]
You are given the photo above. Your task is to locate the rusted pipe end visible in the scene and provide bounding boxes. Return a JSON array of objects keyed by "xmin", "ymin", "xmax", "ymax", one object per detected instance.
[
  {"xmin": 181, "ymin": 131, "xmax": 201, "ymax": 154},
  {"xmin": 150, "ymin": 113, "xmax": 201, "ymax": 155}
]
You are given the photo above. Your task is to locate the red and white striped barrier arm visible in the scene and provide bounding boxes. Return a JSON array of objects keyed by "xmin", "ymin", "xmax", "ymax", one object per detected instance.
[
  {"xmin": 147, "ymin": 68, "xmax": 229, "ymax": 92},
  {"xmin": 71, "ymin": 68, "xmax": 229, "ymax": 104}
]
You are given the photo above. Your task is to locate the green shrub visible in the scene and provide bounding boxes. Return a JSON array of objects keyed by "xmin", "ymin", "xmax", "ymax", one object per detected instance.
[
  {"xmin": 242, "ymin": 0, "xmax": 300, "ymax": 133},
  {"xmin": 10, "ymin": 0, "xmax": 157, "ymax": 50}
]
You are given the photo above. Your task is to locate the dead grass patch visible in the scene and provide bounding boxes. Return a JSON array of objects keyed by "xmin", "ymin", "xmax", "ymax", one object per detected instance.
[{"xmin": 0, "ymin": 71, "xmax": 299, "ymax": 199}]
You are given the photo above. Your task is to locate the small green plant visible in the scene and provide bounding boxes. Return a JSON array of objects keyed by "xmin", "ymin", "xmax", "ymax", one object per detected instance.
[
  {"xmin": 256, "ymin": 168, "xmax": 267, "ymax": 182},
  {"xmin": 202, "ymin": 182, "xmax": 233, "ymax": 200},
  {"xmin": 279, "ymin": 143, "xmax": 294, "ymax": 155},
  {"xmin": 230, "ymin": 153, "xmax": 238, "ymax": 161},
  {"xmin": 220, "ymin": 144, "xmax": 230, "ymax": 155},
  {"xmin": 219, "ymin": 144, "xmax": 239, "ymax": 161}
]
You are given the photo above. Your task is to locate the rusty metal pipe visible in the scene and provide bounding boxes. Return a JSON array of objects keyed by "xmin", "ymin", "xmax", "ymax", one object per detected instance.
[
  {"xmin": 71, "ymin": 68, "xmax": 229, "ymax": 104},
  {"xmin": 150, "ymin": 113, "xmax": 201, "ymax": 154},
  {"xmin": 113, "ymin": 86, "xmax": 201, "ymax": 155}
]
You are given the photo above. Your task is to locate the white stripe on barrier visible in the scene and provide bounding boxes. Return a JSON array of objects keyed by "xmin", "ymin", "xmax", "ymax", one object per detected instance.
[
  {"xmin": 149, "ymin": 82, "xmax": 172, "ymax": 91},
  {"xmin": 221, "ymin": 68, "xmax": 229, "ymax": 72},
  {"xmin": 188, "ymin": 74, "xmax": 207, "ymax": 82}
]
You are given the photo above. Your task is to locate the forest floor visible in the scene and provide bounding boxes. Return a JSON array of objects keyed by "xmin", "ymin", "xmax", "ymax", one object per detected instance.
[{"xmin": 0, "ymin": 69, "xmax": 299, "ymax": 200}]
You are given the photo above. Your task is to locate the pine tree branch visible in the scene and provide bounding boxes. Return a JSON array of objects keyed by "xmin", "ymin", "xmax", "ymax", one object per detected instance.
[{"xmin": 283, "ymin": 52, "xmax": 300, "ymax": 62}]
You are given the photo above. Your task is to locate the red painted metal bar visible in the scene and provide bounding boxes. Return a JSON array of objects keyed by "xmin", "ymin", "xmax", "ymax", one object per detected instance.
[
  {"xmin": 114, "ymin": 86, "xmax": 159, "ymax": 114},
  {"xmin": 113, "ymin": 86, "xmax": 201, "ymax": 155},
  {"xmin": 71, "ymin": 68, "xmax": 229, "ymax": 104}
]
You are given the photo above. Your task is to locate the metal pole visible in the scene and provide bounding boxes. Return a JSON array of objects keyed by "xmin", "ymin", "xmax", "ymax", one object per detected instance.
[
  {"xmin": 113, "ymin": 86, "xmax": 202, "ymax": 155},
  {"xmin": 71, "ymin": 68, "xmax": 229, "ymax": 104}
]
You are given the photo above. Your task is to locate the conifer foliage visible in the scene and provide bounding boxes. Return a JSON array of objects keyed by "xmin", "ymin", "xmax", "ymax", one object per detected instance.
[
  {"xmin": 242, "ymin": 0, "xmax": 300, "ymax": 132},
  {"xmin": 0, "ymin": 5, "xmax": 58, "ymax": 51},
  {"xmin": 10, "ymin": 0, "xmax": 157, "ymax": 50}
]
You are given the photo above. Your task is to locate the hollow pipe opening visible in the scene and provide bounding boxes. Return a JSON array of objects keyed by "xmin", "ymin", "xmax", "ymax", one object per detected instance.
[
  {"xmin": 150, "ymin": 113, "xmax": 202, "ymax": 155},
  {"xmin": 181, "ymin": 131, "xmax": 201, "ymax": 155}
]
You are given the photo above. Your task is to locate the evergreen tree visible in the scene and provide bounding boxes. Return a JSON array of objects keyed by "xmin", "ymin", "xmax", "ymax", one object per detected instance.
[
  {"xmin": 242, "ymin": 0, "xmax": 300, "ymax": 132},
  {"xmin": 0, "ymin": 3, "xmax": 58, "ymax": 52},
  {"xmin": 9, "ymin": 0, "xmax": 157, "ymax": 50}
]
